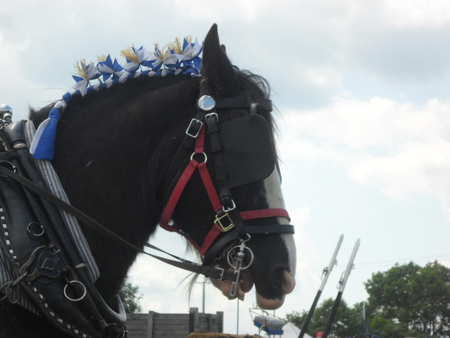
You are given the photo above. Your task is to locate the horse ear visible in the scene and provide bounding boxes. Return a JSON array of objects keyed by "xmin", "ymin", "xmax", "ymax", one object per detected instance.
[{"xmin": 201, "ymin": 24, "xmax": 238, "ymax": 96}]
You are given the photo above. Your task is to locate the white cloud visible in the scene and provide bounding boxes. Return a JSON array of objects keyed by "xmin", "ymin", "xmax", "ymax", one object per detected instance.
[
  {"xmin": 282, "ymin": 97, "xmax": 450, "ymax": 148},
  {"xmin": 279, "ymin": 97, "xmax": 450, "ymax": 218},
  {"xmin": 383, "ymin": 0, "xmax": 450, "ymax": 27}
]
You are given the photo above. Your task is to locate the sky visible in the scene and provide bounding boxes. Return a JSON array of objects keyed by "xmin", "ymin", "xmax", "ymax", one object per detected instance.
[{"xmin": 1, "ymin": 0, "xmax": 450, "ymax": 336}]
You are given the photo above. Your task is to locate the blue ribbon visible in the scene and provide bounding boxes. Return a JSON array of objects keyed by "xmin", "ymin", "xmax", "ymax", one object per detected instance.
[{"xmin": 33, "ymin": 107, "xmax": 61, "ymax": 160}]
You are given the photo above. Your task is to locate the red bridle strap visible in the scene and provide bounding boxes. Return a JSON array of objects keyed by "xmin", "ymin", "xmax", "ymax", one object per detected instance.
[
  {"xmin": 199, "ymin": 208, "xmax": 290, "ymax": 255},
  {"xmin": 241, "ymin": 208, "xmax": 291, "ymax": 222},
  {"xmin": 159, "ymin": 124, "xmax": 291, "ymax": 257},
  {"xmin": 160, "ymin": 126, "xmax": 222, "ymax": 230}
]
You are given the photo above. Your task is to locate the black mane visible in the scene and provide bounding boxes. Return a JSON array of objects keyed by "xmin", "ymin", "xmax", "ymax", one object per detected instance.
[{"xmin": 29, "ymin": 68, "xmax": 272, "ymax": 127}]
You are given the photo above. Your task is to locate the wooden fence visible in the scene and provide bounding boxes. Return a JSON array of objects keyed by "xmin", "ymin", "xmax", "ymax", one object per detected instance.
[{"xmin": 126, "ymin": 307, "xmax": 224, "ymax": 338}]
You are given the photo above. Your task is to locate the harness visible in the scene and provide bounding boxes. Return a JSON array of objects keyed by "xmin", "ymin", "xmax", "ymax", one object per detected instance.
[{"xmin": 0, "ymin": 87, "xmax": 294, "ymax": 338}]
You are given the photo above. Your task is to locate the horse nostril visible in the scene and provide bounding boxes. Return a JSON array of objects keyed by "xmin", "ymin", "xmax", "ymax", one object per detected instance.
[{"xmin": 273, "ymin": 268, "xmax": 295, "ymax": 294}]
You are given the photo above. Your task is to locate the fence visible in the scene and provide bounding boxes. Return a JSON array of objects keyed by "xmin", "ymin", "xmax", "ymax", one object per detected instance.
[{"xmin": 126, "ymin": 307, "xmax": 224, "ymax": 338}]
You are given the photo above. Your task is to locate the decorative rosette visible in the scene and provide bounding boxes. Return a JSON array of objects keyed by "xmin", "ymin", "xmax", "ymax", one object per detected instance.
[
  {"xmin": 169, "ymin": 37, "xmax": 203, "ymax": 76},
  {"xmin": 178, "ymin": 38, "xmax": 203, "ymax": 74},
  {"xmin": 120, "ymin": 46, "xmax": 154, "ymax": 73},
  {"xmin": 72, "ymin": 60, "xmax": 101, "ymax": 96},
  {"xmin": 97, "ymin": 55, "xmax": 126, "ymax": 83},
  {"xmin": 148, "ymin": 45, "xmax": 178, "ymax": 72}
]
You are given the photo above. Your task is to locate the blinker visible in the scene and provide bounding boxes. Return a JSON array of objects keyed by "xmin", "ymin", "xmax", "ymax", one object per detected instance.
[{"xmin": 218, "ymin": 114, "xmax": 275, "ymax": 188}]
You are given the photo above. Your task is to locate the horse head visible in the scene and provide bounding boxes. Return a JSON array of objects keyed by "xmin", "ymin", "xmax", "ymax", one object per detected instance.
[{"xmin": 165, "ymin": 24, "xmax": 297, "ymax": 309}]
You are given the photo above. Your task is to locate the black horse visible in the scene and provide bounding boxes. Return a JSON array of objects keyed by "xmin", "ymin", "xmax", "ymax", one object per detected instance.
[{"xmin": 0, "ymin": 24, "xmax": 296, "ymax": 337}]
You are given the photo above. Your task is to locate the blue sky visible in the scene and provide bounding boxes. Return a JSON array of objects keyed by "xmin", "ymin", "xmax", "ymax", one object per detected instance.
[{"xmin": 1, "ymin": 0, "xmax": 450, "ymax": 335}]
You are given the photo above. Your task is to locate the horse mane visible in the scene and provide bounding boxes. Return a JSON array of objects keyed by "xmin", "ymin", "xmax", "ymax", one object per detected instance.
[
  {"xmin": 28, "ymin": 74, "xmax": 195, "ymax": 126},
  {"xmin": 28, "ymin": 67, "xmax": 275, "ymax": 135}
]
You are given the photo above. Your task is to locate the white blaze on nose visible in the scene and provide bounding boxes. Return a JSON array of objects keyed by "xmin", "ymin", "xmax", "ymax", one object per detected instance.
[{"xmin": 263, "ymin": 167, "xmax": 297, "ymax": 277}]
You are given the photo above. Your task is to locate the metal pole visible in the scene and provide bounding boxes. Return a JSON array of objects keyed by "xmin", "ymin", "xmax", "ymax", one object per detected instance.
[
  {"xmin": 236, "ymin": 299, "xmax": 240, "ymax": 334},
  {"xmin": 202, "ymin": 277, "xmax": 206, "ymax": 313},
  {"xmin": 322, "ymin": 239, "xmax": 360, "ymax": 338},
  {"xmin": 299, "ymin": 235, "xmax": 344, "ymax": 338}
]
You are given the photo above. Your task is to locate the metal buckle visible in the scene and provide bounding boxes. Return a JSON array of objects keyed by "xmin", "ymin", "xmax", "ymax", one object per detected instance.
[
  {"xmin": 185, "ymin": 118, "xmax": 203, "ymax": 138},
  {"xmin": 205, "ymin": 112, "xmax": 219, "ymax": 123},
  {"xmin": 222, "ymin": 199, "xmax": 236, "ymax": 213},
  {"xmin": 216, "ymin": 267, "xmax": 225, "ymax": 280},
  {"xmin": 215, "ymin": 213, "xmax": 235, "ymax": 232}
]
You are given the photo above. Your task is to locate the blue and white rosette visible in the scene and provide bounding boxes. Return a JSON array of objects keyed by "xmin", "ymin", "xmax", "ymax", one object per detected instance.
[
  {"xmin": 97, "ymin": 55, "xmax": 127, "ymax": 87},
  {"xmin": 72, "ymin": 61, "xmax": 101, "ymax": 96},
  {"xmin": 121, "ymin": 46, "xmax": 155, "ymax": 74},
  {"xmin": 174, "ymin": 38, "xmax": 203, "ymax": 76}
]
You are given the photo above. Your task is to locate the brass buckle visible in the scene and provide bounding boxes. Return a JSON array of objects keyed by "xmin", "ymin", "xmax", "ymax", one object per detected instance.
[{"xmin": 215, "ymin": 213, "xmax": 235, "ymax": 232}]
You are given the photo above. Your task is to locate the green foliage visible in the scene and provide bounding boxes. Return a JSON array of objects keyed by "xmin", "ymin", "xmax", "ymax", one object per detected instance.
[
  {"xmin": 284, "ymin": 298, "xmax": 362, "ymax": 338},
  {"xmin": 365, "ymin": 261, "xmax": 450, "ymax": 338},
  {"xmin": 285, "ymin": 310, "xmax": 308, "ymax": 328},
  {"xmin": 119, "ymin": 280, "xmax": 143, "ymax": 313},
  {"xmin": 369, "ymin": 316, "xmax": 408, "ymax": 338},
  {"xmin": 284, "ymin": 260, "xmax": 450, "ymax": 338}
]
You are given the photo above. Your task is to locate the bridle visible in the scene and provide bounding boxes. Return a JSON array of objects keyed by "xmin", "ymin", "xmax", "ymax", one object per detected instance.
[{"xmin": 158, "ymin": 80, "xmax": 295, "ymax": 295}]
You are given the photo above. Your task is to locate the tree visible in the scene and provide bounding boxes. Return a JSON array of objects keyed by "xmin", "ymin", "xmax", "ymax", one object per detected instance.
[
  {"xmin": 119, "ymin": 280, "xmax": 143, "ymax": 313},
  {"xmin": 285, "ymin": 310, "xmax": 308, "ymax": 328},
  {"xmin": 284, "ymin": 298, "xmax": 361, "ymax": 338},
  {"xmin": 364, "ymin": 261, "xmax": 450, "ymax": 338}
]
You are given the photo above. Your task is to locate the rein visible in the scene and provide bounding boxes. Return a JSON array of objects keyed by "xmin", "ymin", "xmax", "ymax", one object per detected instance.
[{"xmin": 0, "ymin": 164, "xmax": 236, "ymax": 282}]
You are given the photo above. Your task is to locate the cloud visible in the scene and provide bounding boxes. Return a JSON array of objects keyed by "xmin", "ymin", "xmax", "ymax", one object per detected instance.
[
  {"xmin": 279, "ymin": 96, "xmax": 450, "ymax": 219},
  {"xmin": 2, "ymin": 0, "xmax": 449, "ymax": 117},
  {"xmin": 382, "ymin": 0, "xmax": 450, "ymax": 28}
]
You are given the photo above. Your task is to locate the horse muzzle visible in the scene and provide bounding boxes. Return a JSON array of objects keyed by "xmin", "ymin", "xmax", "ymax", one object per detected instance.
[{"xmin": 210, "ymin": 266, "xmax": 296, "ymax": 310}]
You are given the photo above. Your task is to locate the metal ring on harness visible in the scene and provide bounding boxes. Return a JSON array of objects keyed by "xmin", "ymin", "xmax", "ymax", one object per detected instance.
[
  {"xmin": 227, "ymin": 244, "xmax": 254, "ymax": 270},
  {"xmin": 190, "ymin": 152, "xmax": 207, "ymax": 163},
  {"xmin": 0, "ymin": 160, "xmax": 16, "ymax": 177},
  {"xmin": 27, "ymin": 222, "xmax": 45, "ymax": 237},
  {"xmin": 63, "ymin": 280, "xmax": 87, "ymax": 302}
]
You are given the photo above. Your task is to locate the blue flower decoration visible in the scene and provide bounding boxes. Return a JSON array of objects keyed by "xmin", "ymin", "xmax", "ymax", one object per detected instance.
[{"xmin": 97, "ymin": 55, "xmax": 125, "ymax": 81}]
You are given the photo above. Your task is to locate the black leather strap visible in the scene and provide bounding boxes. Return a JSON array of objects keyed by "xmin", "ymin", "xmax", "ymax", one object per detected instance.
[
  {"xmin": 215, "ymin": 97, "xmax": 272, "ymax": 111},
  {"xmin": 0, "ymin": 165, "xmax": 238, "ymax": 282}
]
